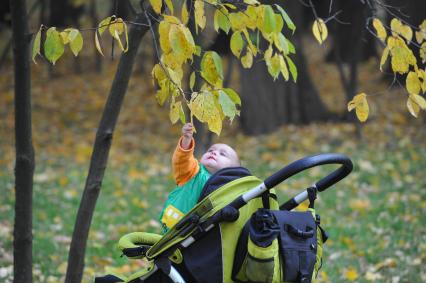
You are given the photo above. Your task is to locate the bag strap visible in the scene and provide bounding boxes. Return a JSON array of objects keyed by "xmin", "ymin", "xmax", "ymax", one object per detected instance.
[
  {"xmin": 261, "ymin": 191, "xmax": 270, "ymax": 209},
  {"xmin": 307, "ymin": 187, "xmax": 317, "ymax": 209}
]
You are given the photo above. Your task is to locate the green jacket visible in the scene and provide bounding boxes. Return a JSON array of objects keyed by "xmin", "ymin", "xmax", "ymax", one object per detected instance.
[{"xmin": 159, "ymin": 164, "xmax": 210, "ymax": 233}]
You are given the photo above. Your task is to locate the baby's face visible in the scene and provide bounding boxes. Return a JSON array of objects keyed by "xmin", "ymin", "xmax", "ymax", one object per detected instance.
[{"xmin": 200, "ymin": 144, "xmax": 239, "ymax": 174}]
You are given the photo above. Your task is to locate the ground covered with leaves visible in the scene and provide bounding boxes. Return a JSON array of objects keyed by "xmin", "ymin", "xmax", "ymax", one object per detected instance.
[{"xmin": 1, "ymin": 47, "xmax": 425, "ymax": 282}]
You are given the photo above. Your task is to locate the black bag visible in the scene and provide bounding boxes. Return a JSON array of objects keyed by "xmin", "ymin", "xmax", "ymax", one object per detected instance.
[{"xmin": 233, "ymin": 208, "xmax": 323, "ymax": 283}]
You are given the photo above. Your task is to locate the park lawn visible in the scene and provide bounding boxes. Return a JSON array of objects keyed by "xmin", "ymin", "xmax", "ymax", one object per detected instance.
[{"xmin": 1, "ymin": 125, "xmax": 425, "ymax": 282}]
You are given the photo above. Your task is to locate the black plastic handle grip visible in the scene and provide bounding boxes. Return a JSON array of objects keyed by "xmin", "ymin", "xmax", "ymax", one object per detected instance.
[{"xmin": 264, "ymin": 153, "xmax": 353, "ymax": 192}]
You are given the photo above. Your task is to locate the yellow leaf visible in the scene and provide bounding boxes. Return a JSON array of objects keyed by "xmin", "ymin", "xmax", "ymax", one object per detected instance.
[
  {"xmin": 279, "ymin": 55, "xmax": 289, "ymax": 81},
  {"xmin": 312, "ymin": 18, "xmax": 328, "ymax": 44},
  {"xmin": 417, "ymin": 69, "xmax": 426, "ymax": 92},
  {"xmin": 60, "ymin": 31, "xmax": 70, "ymax": 44},
  {"xmin": 407, "ymin": 96, "xmax": 420, "ymax": 117},
  {"xmin": 95, "ymin": 30, "xmax": 104, "ymax": 56},
  {"xmin": 374, "ymin": 258, "xmax": 397, "ymax": 270},
  {"xmin": 229, "ymin": 12, "xmax": 246, "ymax": 31},
  {"xmin": 181, "ymin": 1, "xmax": 189, "ymax": 25},
  {"xmin": 347, "ymin": 93, "xmax": 369, "ymax": 122},
  {"xmin": 189, "ymin": 91, "xmax": 222, "ymax": 135},
  {"xmin": 32, "ymin": 27, "xmax": 41, "ymax": 63},
  {"xmin": 241, "ymin": 50, "xmax": 253, "ymax": 68},
  {"xmin": 169, "ymin": 24, "xmax": 195, "ymax": 60},
  {"xmin": 380, "ymin": 46, "xmax": 389, "ymax": 71},
  {"xmin": 149, "ymin": 0, "xmax": 162, "ymax": 14},
  {"xmin": 415, "ymin": 20, "xmax": 426, "ymax": 44},
  {"xmin": 373, "ymin": 18, "xmax": 387, "ymax": 42},
  {"xmin": 170, "ymin": 101, "xmax": 182, "ymax": 124},
  {"xmin": 230, "ymin": 31, "xmax": 244, "ymax": 58},
  {"xmin": 410, "ymin": 94, "xmax": 426, "ymax": 109},
  {"xmin": 388, "ymin": 36, "xmax": 416, "ymax": 74},
  {"xmin": 344, "ymin": 267, "xmax": 359, "ymax": 281},
  {"xmin": 420, "ymin": 42, "xmax": 426, "ymax": 64},
  {"xmin": 406, "ymin": 71, "xmax": 421, "ymax": 95},
  {"xmin": 109, "ymin": 18, "xmax": 125, "ymax": 37},
  {"xmin": 390, "ymin": 18, "xmax": 412, "ymax": 42},
  {"xmin": 194, "ymin": 0, "xmax": 206, "ymax": 30},
  {"xmin": 159, "ymin": 21, "xmax": 172, "ymax": 53},
  {"xmin": 189, "ymin": 72, "xmax": 196, "ymax": 90},
  {"xmin": 163, "ymin": 15, "xmax": 181, "ymax": 24},
  {"xmin": 267, "ymin": 54, "xmax": 281, "ymax": 80}
]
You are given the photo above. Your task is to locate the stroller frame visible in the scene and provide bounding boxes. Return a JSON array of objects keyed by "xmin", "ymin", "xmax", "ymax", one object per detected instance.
[{"xmin": 100, "ymin": 153, "xmax": 353, "ymax": 283}]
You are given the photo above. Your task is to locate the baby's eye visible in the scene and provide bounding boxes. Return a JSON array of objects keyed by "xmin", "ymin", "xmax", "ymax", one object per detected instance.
[{"xmin": 220, "ymin": 152, "xmax": 226, "ymax": 156}]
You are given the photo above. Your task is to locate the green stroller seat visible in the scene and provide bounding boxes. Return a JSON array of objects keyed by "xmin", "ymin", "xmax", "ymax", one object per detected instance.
[{"xmin": 95, "ymin": 153, "xmax": 353, "ymax": 283}]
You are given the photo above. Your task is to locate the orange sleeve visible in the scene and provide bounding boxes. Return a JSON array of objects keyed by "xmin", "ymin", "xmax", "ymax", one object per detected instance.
[{"xmin": 172, "ymin": 137, "xmax": 199, "ymax": 186}]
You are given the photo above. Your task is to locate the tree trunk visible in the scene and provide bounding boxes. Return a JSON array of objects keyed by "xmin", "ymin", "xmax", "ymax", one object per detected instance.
[
  {"xmin": 324, "ymin": 0, "xmax": 377, "ymax": 63},
  {"xmin": 239, "ymin": 0, "xmax": 331, "ymax": 135},
  {"xmin": 10, "ymin": 0, "xmax": 35, "ymax": 282},
  {"xmin": 65, "ymin": 7, "xmax": 152, "ymax": 283}
]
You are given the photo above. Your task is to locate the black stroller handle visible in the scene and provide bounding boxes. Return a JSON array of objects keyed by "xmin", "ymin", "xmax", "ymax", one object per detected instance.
[{"xmin": 264, "ymin": 153, "xmax": 353, "ymax": 191}]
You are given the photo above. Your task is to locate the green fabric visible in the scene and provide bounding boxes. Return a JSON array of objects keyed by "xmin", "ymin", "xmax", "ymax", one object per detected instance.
[
  {"xmin": 159, "ymin": 164, "xmax": 210, "ymax": 232},
  {"xmin": 146, "ymin": 176, "xmax": 263, "ymax": 259},
  {"xmin": 221, "ymin": 193, "xmax": 280, "ymax": 283}
]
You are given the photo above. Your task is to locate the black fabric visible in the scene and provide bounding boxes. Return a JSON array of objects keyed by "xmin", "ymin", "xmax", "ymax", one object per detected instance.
[
  {"xmin": 182, "ymin": 225, "xmax": 223, "ymax": 283},
  {"xmin": 272, "ymin": 210, "xmax": 317, "ymax": 283},
  {"xmin": 249, "ymin": 208, "xmax": 280, "ymax": 248},
  {"xmin": 94, "ymin": 275, "xmax": 124, "ymax": 283},
  {"xmin": 198, "ymin": 167, "xmax": 251, "ymax": 202}
]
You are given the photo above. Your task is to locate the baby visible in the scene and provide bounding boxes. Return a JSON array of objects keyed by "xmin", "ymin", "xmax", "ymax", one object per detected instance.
[{"xmin": 159, "ymin": 123, "xmax": 242, "ymax": 232}]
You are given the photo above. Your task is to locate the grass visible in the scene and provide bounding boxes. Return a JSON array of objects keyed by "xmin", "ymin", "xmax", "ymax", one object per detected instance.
[{"xmin": 1, "ymin": 134, "xmax": 425, "ymax": 282}]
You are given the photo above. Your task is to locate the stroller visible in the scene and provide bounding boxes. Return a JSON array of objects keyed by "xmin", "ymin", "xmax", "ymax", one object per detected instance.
[{"xmin": 96, "ymin": 153, "xmax": 353, "ymax": 283}]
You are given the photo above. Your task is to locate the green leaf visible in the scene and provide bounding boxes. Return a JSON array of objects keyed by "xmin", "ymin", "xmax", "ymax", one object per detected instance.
[
  {"xmin": 98, "ymin": 17, "xmax": 112, "ymax": 34},
  {"xmin": 274, "ymin": 14, "xmax": 284, "ymax": 33},
  {"xmin": 224, "ymin": 88, "xmax": 241, "ymax": 105},
  {"xmin": 67, "ymin": 28, "xmax": 79, "ymax": 42},
  {"xmin": 285, "ymin": 56, "xmax": 297, "ymax": 82},
  {"xmin": 44, "ymin": 27, "xmax": 65, "ymax": 65},
  {"xmin": 274, "ymin": 33, "xmax": 288, "ymax": 54},
  {"xmin": 218, "ymin": 90, "xmax": 238, "ymax": 121},
  {"xmin": 267, "ymin": 54, "xmax": 281, "ymax": 80},
  {"xmin": 274, "ymin": 4, "xmax": 295, "ymax": 33},
  {"xmin": 201, "ymin": 51, "xmax": 223, "ymax": 87},
  {"xmin": 230, "ymin": 31, "xmax": 244, "ymax": 58},
  {"xmin": 156, "ymin": 85, "xmax": 170, "ymax": 106},
  {"xmin": 32, "ymin": 27, "xmax": 41, "ymax": 63},
  {"xmin": 214, "ymin": 8, "xmax": 230, "ymax": 34},
  {"xmin": 189, "ymin": 72, "xmax": 196, "ymax": 91},
  {"xmin": 286, "ymin": 39, "xmax": 295, "ymax": 54},
  {"xmin": 69, "ymin": 30, "xmax": 83, "ymax": 56},
  {"xmin": 263, "ymin": 5, "xmax": 276, "ymax": 35}
]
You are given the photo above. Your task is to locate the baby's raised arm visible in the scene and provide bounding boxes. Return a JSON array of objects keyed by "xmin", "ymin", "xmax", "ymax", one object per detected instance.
[{"xmin": 181, "ymin": 123, "xmax": 194, "ymax": 150}]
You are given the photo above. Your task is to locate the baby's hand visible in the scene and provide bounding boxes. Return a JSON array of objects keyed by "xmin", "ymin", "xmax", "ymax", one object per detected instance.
[
  {"xmin": 182, "ymin": 123, "xmax": 194, "ymax": 138},
  {"xmin": 181, "ymin": 123, "xmax": 193, "ymax": 149}
]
